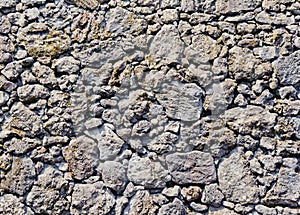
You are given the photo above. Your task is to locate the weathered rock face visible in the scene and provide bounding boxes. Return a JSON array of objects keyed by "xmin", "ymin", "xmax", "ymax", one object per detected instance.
[
  {"xmin": 223, "ymin": 105, "xmax": 277, "ymax": 138},
  {"xmin": 149, "ymin": 25, "xmax": 184, "ymax": 65},
  {"xmin": 0, "ymin": 194, "xmax": 34, "ymax": 215},
  {"xmin": 218, "ymin": 149, "xmax": 260, "ymax": 204},
  {"xmin": 1, "ymin": 0, "xmax": 300, "ymax": 213},
  {"xmin": 166, "ymin": 151, "xmax": 216, "ymax": 185},
  {"xmin": 274, "ymin": 50, "xmax": 300, "ymax": 86},
  {"xmin": 0, "ymin": 157, "xmax": 35, "ymax": 195},
  {"xmin": 3, "ymin": 102, "xmax": 42, "ymax": 137},
  {"xmin": 71, "ymin": 182, "xmax": 115, "ymax": 215},
  {"xmin": 263, "ymin": 158, "xmax": 300, "ymax": 207},
  {"xmin": 62, "ymin": 136, "xmax": 100, "ymax": 180},
  {"xmin": 128, "ymin": 154, "xmax": 169, "ymax": 188}
]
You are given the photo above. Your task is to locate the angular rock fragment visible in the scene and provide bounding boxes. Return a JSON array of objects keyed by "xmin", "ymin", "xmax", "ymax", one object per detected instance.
[
  {"xmin": 17, "ymin": 84, "xmax": 49, "ymax": 103},
  {"xmin": 98, "ymin": 161, "xmax": 128, "ymax": 193},
  {"xmin": 223, "ymin": 105, "xmax": 277, "ymax": 138},
  {"xmin": 218, "ymin": 149, "xmax": 260, "ymax": 204},
  {"xmin": 53, "ymin": 56, "xmax": 80, "ymax": 74},
  {"xmin": 128, "ymin": 190, "xmax": 158, "ymax": 215},
  {"xmin": 3, "ymin": 102, "xmax": 42, "ymax": 137},
  {"xmin": 0, "ymin": 194, "xmax": 34, "ymax": 215},
  {"xmin": 149, "ymin": 25, "xmax": 184, "ymax": 65},
  {"xmin": 71, "ymin": 182, "xmax": 115, "ymax": 215},
  {"xmin": 158, "ymin": 198, "xmax": 185, "ymax": 215},
  {"xmin": 62, "ymin": 136, "xmax": 100, "ymax": 180},
  {"xmin": 263, "ymin": 158, "xmax": 300, "ymax": 207},
  {"xmin": 4, "ymin": 137, "xmax": 41, "ymax": 155},
  {"xmin": 156, "ymin": 82, "xmax": 204, "ymax": 122},
  {"xmin": 166, "ymin": 151, "xmax": 216, "ymax": 184},
  {"xmin": 209, "ymin": 207, "xmax": 239, "ymax": 215},
  {"xmin": 26, "ymin": 185, "xmax": 69, "ymax": 215},
  {"xmin": 87, "ymin": 125, "xmax": 124, "ymax": 160},
  {"xmin": 216, "ymin": 0, "xmax": 259, "ymax": 14},
  {"xmin": 273, "ymin": 50, "xmax": 300, "ymax": 86},
  {"xmin": 184, "ymin": 34, "xmax": 221, "ymax": 64},
  {"xmin": 0, "ymin": 157, "xmax": 35, "ymax": 195},
  {"xmin": 128, "ymin": 154, "xmax": 169, "ymax": 188},
  {"xmin": 201, "ymin": 183, "xmax": 224, "ymax": 207},
  {"xmin": 229, "ymin": 46, "xmax": 260, "ymax": 81}
]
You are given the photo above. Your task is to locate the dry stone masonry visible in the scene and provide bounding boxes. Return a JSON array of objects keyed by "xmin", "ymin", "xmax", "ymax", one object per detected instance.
[{"xmin": 0, "ymin": 0, "xmax": 300, "ymax": 214}]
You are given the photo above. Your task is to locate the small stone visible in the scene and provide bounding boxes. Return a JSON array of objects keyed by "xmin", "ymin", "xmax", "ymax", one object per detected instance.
[
  {"xmin": 256, "ymin": 11, "xmax": 295, "ymax": 25},
  {"xmin": 71, "ymin": 182, "xmax": 115, "ymax": 215},
  {"xmin": 201, "ymin": 183, "xmax": 225, "ymax": 207},
  {"xmin": 0, "ymin": 91, "xmax": 9, "ymax": 106},
  {"xmin": 158, "ymin": 198, "xmax": 185, "ymax": 215},
  {"xmin": 128, "ymin": 190, "xmax": 158, "ymax": 215},
  {"xmin": 260, "ymin": 137, "xmax": 276, "ymax": 151},
  {"xmin": 162, "ymin": 185, "xmax": 181, "ymax": 197},
  {"xmin": 0, "ymin": 16, "xmax": 11, "ymax": 34},
  {"xmin": 181, "ymin": 186, "xmax": 202, "ymax": 202},
  {"xmin": 24, "ymin": 8, "xmax": 40, "ymax": 20},
  {"xmin": 62, "ymin": 136, "xmax": 100, "ymax": 180},
  {"xmin": 255, "ymin": 204, "xmax": 277, "ymax": 215},
  {"xmin": 190, "ymin": 202, "xmax": 208, "ymax": 212},
  {"xmin": 166, "ymin": 151, "xmax": 216, "ymax": 185},
  {"xmin": 209, "ymin": 206, "xmax": 239, "ymax": 215}
]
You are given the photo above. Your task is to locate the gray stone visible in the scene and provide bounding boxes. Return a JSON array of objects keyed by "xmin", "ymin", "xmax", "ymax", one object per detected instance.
[
  {"xmin": 255, "ymin": 204, "xmax": 277, "ymax": 215},
  {"xmin": 1, "ymin": 157, "xmax": 35, "ymax": 195},
  {"xmin": 149, "ymin": 25, "xmax": 184, "ymax": 65},
  {"xmin": 4, "ymin": 102, "xmax": 42, "ymax": 137},
  {"xmin": 62, "ymin": 136, "xmax": 100, "ymax": 180},
  {"xmin": 21, "ymin": 0, "xmax": 46, "ymax": 6},
  {"xmin": 17, "ymin": 84, "xmax": 49, "ymax": 103},
  {"xmin": 166, "ymin": 151, "xmax": 216, "ymax": 185},
  {"xmin": 87, "ymin": 125, "xmax": 125, "ymax": 160},
  {"xmin": 0, "ymin": 194, "xmax": 34, "ymax": 215},
  {"xmin": 71, "ymin": 182, "xmax": 115, "ymax": 215},
  {"xmin": 263, "ymin": 158, "xmax": 300, "ymax": 207},
  {"xmin": 209, "ymin": 207, "xmax": 239, "ymax": 215},
  {"xmin": 1, "ymin": 61, "xmax": 22, "ymax": 80},
  {"xmin": 0, "ymin": 91, "xmax": 9, "ymax": 106},
  {"xmin": 53, "ymin": 56, "xmax": 80, "ymax": 74},
  {"xmin": 185, "ymin": 34, "xmax": 221, "ymax": 64},
  {"xmin": 222, "ymin": 105, "xmax": 277, "ymax": 138},
  {"xmin": 127, "ymin": 154, "xmax": 169, "ymax": 188},
  {"xmin": 4, "ymin": 137, "xmax": 41, "ymax": 155},
  {"xmin": 229, "ymin": 46, "xmax": 260, "ymax": 81},
  {"xmin": 201, "ymin": 183, "xmax": 224, "ymax": 207},
  {"xmin": 32, "ymin": 62, "xmax": 57, "ymax": 86},
  {"xmin": 218, "ymin": 149, "xmax": 260, "ymax": 204},
  {"xmin": 156, "ymin": 82, "xmax": 203, "ymax": 122},
  {"xmin": 24, "ymin": 8, "xmax": 40, "ymax": 20},
  {"xmin": 274, "ymin": 50, "xmax": 300, "ymax": 85},
  {"xmin": 253, "ymin": 46, "xmax": 278, "ymax": 60},
  {"xmin": 162, "ymin": 185, "xmax": 181, "ymax": 197},
  {"xmin": 181, "ymin": 186, "xmax": 202, "ymax": 202},
  {"xmin": 263, "ymin": 0, "xmax": 295, "ymax": 10},
  {"xmin": 216, "ymin": 0, "xmax": 259, "ymax": 14},
  {"xmin": 256, "ymin": 11, "xmax": 295, "ymax": 25},
  {"xmin": 26, "ymin": 185, "xmax": 69, "ymax": 215},
  {"xmin": 128, "ymin": 190, "xmax": 158, "ymax": 215},
  {"xmin": 158, "ymin": 198, "xmax": 185, "ymax": 215},
  {"xmin": 98, "ymin": 161, "xmax": 128, "ymax": 193},
  {"xmin": 276, "ymin": 140, "xmax": 300, "ymax": 156}
]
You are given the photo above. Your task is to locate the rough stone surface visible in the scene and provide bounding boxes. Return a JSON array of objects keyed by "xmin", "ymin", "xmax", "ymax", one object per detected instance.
[
  {"xmin": 71, "ymin": 182, "xmax": 115, "ymax": 215},
  {"xmin": 166, "ymin": 151, "xmax": 216, "ymax": 185},
  {"xmin": 62, "ymin": 136, "xmax": 100, "ymax": 180},
  {"xmin": 218, "ymin": 149, "xmax": 260, "ymax": 204},
  {"xmin": 1, "ymin": 0, "xmax": 300, "ymax": 213}
]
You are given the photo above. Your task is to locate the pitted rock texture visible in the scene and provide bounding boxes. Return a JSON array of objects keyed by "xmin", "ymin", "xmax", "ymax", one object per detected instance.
[{"xmin": 0, "ymin": 0, "xmax": 300, "ymax": 214}]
